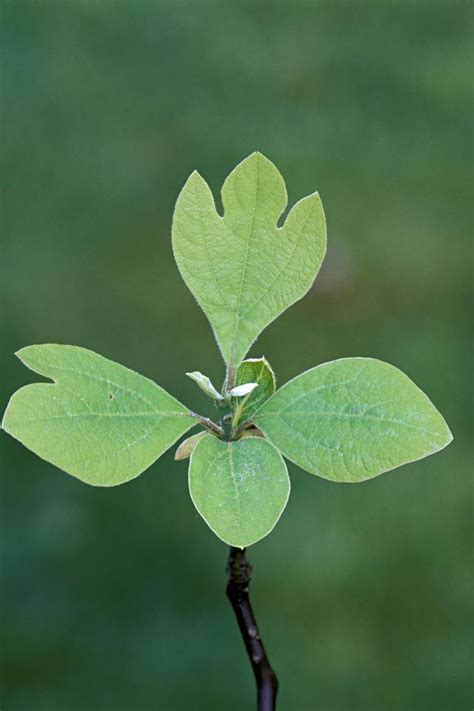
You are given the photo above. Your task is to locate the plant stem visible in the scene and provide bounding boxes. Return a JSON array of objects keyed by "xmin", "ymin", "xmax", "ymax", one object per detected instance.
[
  {"xmin": 189, "ymin": 412, "xmax": 224, "ymax": 438},
  {"xmin": 226, "ymin": 364, "xmax": 236, "ymax": 391},
  {"xmin": 226, "ymin": 547, "xmax": 279, "ymax": 711}
]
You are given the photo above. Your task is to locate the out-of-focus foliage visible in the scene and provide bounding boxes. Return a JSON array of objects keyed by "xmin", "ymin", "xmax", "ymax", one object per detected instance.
[{"xmin": 0, "ymin": 2, "xmax": 472, "ymax": 710}]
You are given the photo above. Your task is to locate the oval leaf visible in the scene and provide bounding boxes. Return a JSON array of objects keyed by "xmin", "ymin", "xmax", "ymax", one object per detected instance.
[
  {"xmin": 172, "ymin": 152, "xmax": 326, "ymax": 370},
  {"xmin": 254, "ymin": 358, "xmax": 452, "ymax": 483},
  {"xmin": 189, "ymin": 434, "xmax": 290, "ymax": 547},
  {"xmin": 2, "ymin": 345, "xmax": 196, "ymax": 486}
]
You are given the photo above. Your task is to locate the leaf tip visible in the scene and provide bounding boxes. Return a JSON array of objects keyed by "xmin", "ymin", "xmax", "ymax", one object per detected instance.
[
  {"xmin": 181, "ymin": 169, "xmax": 208, "ymax": 194},
  {"xmin": 13, "ymin": 344, "xmax": 56, "ymax": 378},
  {"xmin": 442, "ymin": 422, "xmax": 454, "ymax": 448},
  {"xmin": 15, "ymin": 345, "xmax": 31, "ymax": 362},
  {"xmin": 308, "ymin": 189, "xmax": 322, "ymax": 203},
  {"xmin": 14, "ymin": 345, "xmax": 43, "ymax": 372},
  {"xmin": 430, "ymin": 402, "xmax": 453, "ymax": 452},
  {"xmin": 237, "ymin": 150, "xmax": 278, "ymax": 174}
]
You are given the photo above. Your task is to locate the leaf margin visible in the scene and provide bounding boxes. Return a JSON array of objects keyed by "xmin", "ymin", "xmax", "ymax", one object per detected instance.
[
  {"xmin": 253, "ymin": 356, "xmax": 453, "ymax": 483},
  {"xmin": 188, "ymin": 432, "xmax": 291, "ymax": 547},
  {"xmin": 2, "ymin": 343, "xmax": 197, "ymax": 487},
  {"xmin": 172, "ymin": 151, "xmax": 327, "ymax": 371}
]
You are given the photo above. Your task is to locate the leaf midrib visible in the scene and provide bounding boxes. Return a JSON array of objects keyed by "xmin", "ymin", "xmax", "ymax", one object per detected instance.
[
  {"xmin": 227, "ymin": 442, "xmax": 243, "ymax": 537},
  {"xmin": 12, "ymin": 411, "xmax": 190, "ymax": 424},
  {"xmin": 239, "ymin": 204, "xmax": 315, "ymax": 319},
  {"xmin": 25, "ymin": 361, "xmax": 186, "ymax": 415},
  {"xmin": 229, "ymin": 157, "xmax": 260, "ymax": 366},
  {"xmin": 258, "ymin": 410, "xmax": 439, "ymax": 437}
]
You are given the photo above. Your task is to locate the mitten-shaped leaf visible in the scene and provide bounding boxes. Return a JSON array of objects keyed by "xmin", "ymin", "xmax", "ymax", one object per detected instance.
[
  {"xmin": 2, "ymin": 345, "xmax": 196, "ymax": 486},
  {"xmin": 253, "ymin": 358, "xmax": 452, "ymax": 483},
  {"xmin": 189, "ymin": 434, "xmax": 290, "ymax": 547},
  {"xmin": 172, "ymin": 152, "xmax": 326, "ymax": 371}
]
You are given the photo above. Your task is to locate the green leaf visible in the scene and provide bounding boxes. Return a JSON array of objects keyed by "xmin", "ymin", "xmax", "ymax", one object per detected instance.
[
  {"xmin": 254, "ymin": 358, "xmax": 452, "ymax": 483},
  {"xmin": 186, "ymin": 371, "xmax": 223, "ymax": 401},
  {"xmin": 189, "ymin": 434, "xmax": 290, "ymax": 547},
  {"xmin": 2, "ymin": 345, "xmax": 196, "ymax": 486},
  {"xmin": 232, "ymin": 356, "xmax": 276, "ymax": 421},
  {"xmin": 172, "ymin": 152, "xmax": 326, "ymax": 370}
]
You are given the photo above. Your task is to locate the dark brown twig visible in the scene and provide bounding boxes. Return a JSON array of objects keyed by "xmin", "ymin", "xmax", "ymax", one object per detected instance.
[{"xmin": 226, "ymin": 547, "xmax": 279, "ymax": 711}]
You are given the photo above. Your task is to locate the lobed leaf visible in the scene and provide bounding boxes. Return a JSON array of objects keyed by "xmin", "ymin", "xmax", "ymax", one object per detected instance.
[
  {"xmin": 253, "ymin": 358, "xmax": 452, "ymax": 483},
  {"xmin": 189, "ymin": 434, "xmax": 290, "ymax": 547},
  {"xmin": 172, "ymin": 152, "xmax": 326, "ymax": 370},
  {"xmin": 2, "ymin": 345, "xmax": 196, "ymax": 486}
]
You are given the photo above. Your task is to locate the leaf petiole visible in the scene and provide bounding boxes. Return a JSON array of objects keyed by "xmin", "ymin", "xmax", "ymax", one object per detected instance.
[{"xmin": 189, "ymin": 411, "xmax": 224, "ymax": 438}]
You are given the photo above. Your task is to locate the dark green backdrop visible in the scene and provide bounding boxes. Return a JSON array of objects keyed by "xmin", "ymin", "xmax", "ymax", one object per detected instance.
[{"xmin": 1, "ymin": 2, "xmax": 472, "ymax": 710}]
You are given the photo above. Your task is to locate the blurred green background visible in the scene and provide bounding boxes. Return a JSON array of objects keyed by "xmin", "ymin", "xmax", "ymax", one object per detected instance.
[{"xmin": 1, "ymin": 2, "xmax": 472, "ymax": 710}]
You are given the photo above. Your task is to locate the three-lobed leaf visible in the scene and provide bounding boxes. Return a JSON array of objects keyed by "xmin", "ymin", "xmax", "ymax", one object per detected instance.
[
  {"xmin": 189, "ymin": 434, "xmax": 290, "ymax": 547},
  {"xmin": 253, "ymin": 358, "xmax": 452, "ymax": 483},
  {"xmin": 2, "ymin": 345, "xmax": 196, "ymax": 486},
  {"xmin": 172, "ymin": 152, "xmax": 326, "ymax": 371}
]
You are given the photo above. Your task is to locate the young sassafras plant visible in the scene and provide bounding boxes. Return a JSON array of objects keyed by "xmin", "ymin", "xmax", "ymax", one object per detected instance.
[{"xmin": 2, "ymin": 153, "xmax": 452, "ymax": 711}]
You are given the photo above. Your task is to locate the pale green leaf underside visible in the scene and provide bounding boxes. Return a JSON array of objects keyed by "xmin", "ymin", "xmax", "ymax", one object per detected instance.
[
  {"xmin": 228, "ymin": 382, "xmax": 258, "ymax": 397},
  {"xmin": 172, "ymin": 151, "xmax": 326, "ymax": 369},
  {"xmin": 2, "ymin": 345, "xmax": 196, "ymax": 486},
  {"xmin": 186, "ymin": 371, "xmax": 223, "ymax": 400},
  {"xmin": 189, "ymin": 434, "xmax": 290, "ymax": 547},
  {"xmin": 174, "ymin": 431, "xmax": 207, "ymax": 461},
  {"xmin": 232, "ymin": 356, "xmax": 276, "ymax": 420},
  {"xmin": 254, "ymin": 358, "xmax": 452, "ymax": 483}
]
